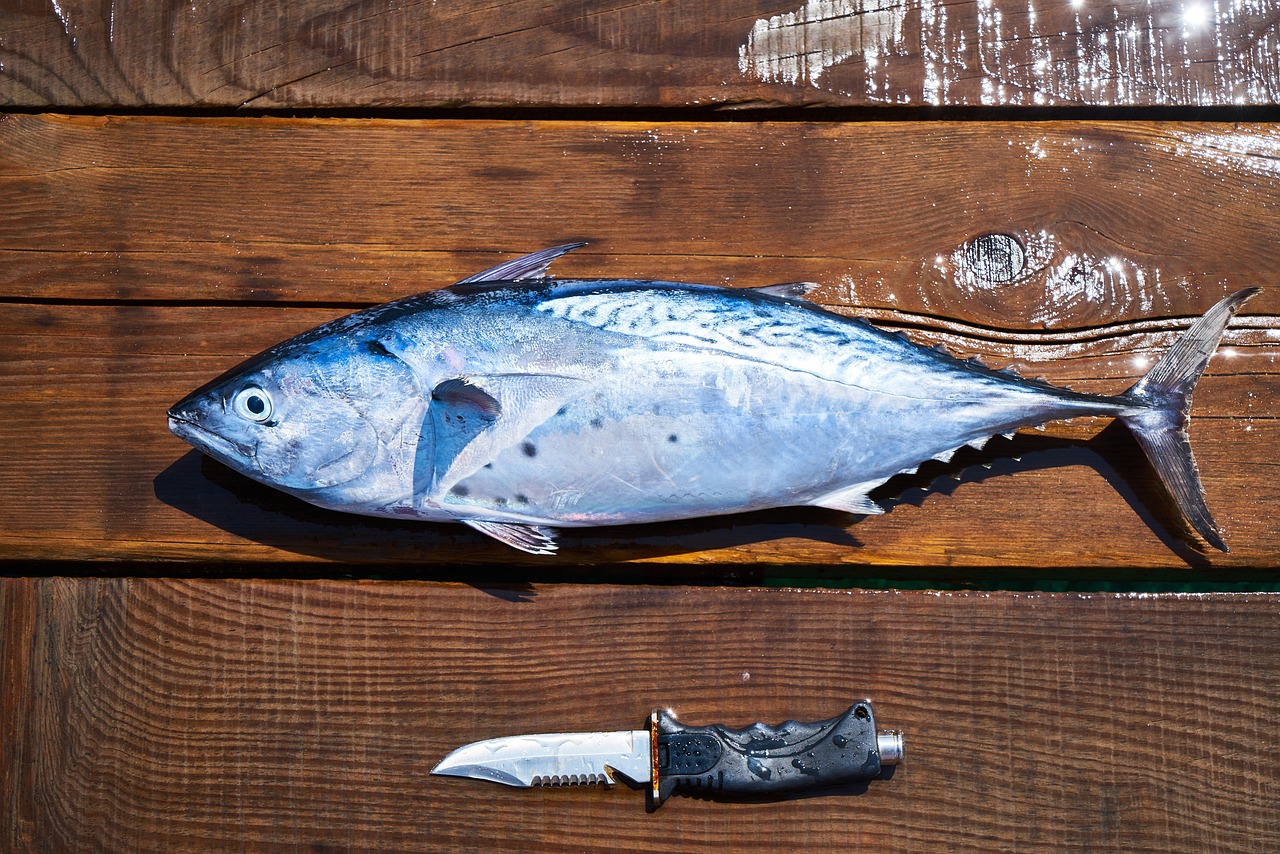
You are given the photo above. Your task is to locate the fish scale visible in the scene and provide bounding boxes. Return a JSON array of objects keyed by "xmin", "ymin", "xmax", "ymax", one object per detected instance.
[
  {"xmin": 442, "ymin": 360, "xmax": 870, "ymax": 526},
  {"xmin": 167, "ymin": 244, "xmax": 1259, "ymax": 555}
]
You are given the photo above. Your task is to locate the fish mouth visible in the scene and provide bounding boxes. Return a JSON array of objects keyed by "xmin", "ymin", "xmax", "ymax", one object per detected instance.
[{"xmin": 167, "ymin": 413, "xmax": 254, "ymax": 463}]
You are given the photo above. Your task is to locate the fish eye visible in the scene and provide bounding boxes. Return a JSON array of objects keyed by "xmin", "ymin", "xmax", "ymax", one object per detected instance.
[{"xmin": 232, "ymin": 386, "xmax": 274, "ymax": 423}]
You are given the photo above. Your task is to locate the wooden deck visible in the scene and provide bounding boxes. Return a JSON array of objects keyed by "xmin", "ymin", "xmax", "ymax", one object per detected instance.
[
  {"xmin": 3, "ymin": 0, "xmax": 1280, "ymax": 850},
  {"xmin": 4, "ymin": 580, "xmax": 1278, "ymax": 851}
]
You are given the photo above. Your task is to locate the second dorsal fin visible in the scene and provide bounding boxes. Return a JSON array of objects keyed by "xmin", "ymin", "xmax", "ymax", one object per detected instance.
[{"xmin": 753, "ymin": 282, "xmax": 820, "ymax": 300}]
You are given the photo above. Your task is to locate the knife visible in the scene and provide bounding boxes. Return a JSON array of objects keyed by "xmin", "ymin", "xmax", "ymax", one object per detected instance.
[{"xmin": 432, "ymin": 700, "xmax": 903, "ymax": 809}]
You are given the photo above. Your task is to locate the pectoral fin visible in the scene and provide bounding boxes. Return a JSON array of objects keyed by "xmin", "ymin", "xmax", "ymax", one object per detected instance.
[
  {"xmin": 416, "ymin": 373, "xmax": 589, "ymax": 500},
  {"xmin": 432, "ymin": 378, "xmax": 502, "ymax": 417},
  {"xmin": 416, "ymin": 379, "xmax": 502, "ymax": 498},
  {"xmin": 462, "ymin": 519, "xmax": 559, "ymax": 555}
]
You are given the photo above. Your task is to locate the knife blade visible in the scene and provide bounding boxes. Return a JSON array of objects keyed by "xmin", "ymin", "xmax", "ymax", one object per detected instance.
[{"xmin": 432, "ymin": 700, "xmax": 903, "ymax": 809}]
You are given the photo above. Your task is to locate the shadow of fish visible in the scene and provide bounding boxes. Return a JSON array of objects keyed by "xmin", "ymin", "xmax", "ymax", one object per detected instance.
[{"xmin": 168, "ymin": 244, "xmax": 1258, "ymax": 555}]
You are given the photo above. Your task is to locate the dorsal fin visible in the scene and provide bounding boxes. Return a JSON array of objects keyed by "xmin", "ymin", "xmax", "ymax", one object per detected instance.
[
  {"xmin": 753, "ymin": 282, "xmax": 820, "ymax": 300},
  {"xmin": 454, "ymin": 243, "xmax": 588, "ymax": 285}
]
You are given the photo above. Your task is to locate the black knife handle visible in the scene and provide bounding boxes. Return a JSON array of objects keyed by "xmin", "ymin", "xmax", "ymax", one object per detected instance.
[{"xmin": 648, "ymin": 701, "xmax": 899, "ymax": 808}]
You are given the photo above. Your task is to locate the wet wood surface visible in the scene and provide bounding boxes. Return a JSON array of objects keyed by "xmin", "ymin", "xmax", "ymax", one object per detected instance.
[
  {"xmin": 4, "ymin": 0, "xmax": 1280, "ymax": 109},
  {"xmin": 4, "ymin": 115, "xmax": 1280, "ymax": 321},
  {"xmin": 2, "ymin": 114, "xmax": 1278, "ymax": 571},
  {"xmin": 5, "ymin": 0, "xmax": 1280, "ymax": 850},
  {"xmin": 4, "ymin": 579, "xmax": 1279, "ymax": 853}
]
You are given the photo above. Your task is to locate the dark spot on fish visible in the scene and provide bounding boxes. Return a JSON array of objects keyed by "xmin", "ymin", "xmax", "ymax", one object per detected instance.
[
  {"xmin": 484, "ymin": 463, "xmax": 493, "ymax": 469},
  {"xmin": 555, "ymin": 405, "xmax": 569, "ymax": 417},
  {"xmin": 494, "ymin": 497, "xmax": 508, "ymax": 506},
  {"xmin": 590, "ymin": 417, "xmax": 604, "ymax": 429},
  {"xmin": 522, "ymin": 442, "xmax": 538, "ymax": 458},
  {"xmin": 364, "ymin": 339, "xmax": 394, "ymax": 358},
  {"xmin": 515, "ymin": 494, "xmax": 529, "ymax": 505},
  {"xmin": 450, "ymin": 484, "xmax": 470, "ymax": 497},
  {"xmin": 668, "ymin": 434, "xmax": 679, "ymax": 443}
]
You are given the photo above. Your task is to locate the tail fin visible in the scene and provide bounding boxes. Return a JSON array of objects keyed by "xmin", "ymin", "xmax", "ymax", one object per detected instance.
[{"xmin": 1118, "ymin": 288, "xmax": 1260, "ymax": 552}]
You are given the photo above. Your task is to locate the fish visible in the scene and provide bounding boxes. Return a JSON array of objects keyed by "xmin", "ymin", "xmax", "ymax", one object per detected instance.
[{"xmin": 167, "ymin": 243, "xmax": 1258, "ymax": 555}]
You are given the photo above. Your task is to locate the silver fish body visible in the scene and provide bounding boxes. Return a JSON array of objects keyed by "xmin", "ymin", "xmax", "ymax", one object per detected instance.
[{"xmin": 168, "ymin": 245, "xmax": 1256, "ymax": 554}]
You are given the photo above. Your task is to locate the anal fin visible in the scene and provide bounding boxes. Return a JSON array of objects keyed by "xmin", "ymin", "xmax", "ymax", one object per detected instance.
[
  {"xmin": 809, "ymin": 483, "xmax": 885, "ymax": 515},
  {"xmin": 462, "ymin": 519, "xmax": 560, "ymax": 555}
]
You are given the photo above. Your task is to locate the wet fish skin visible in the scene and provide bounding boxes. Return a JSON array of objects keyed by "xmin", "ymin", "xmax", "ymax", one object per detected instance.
[{"xmin": 168, "ymin": 244, "xmax": 1257, "ymax": 554}]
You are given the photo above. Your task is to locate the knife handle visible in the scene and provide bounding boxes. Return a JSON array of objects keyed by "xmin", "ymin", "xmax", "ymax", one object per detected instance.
[{"xmin": 648, "ymin": 701, "xmax": 902, "ymax": 809}]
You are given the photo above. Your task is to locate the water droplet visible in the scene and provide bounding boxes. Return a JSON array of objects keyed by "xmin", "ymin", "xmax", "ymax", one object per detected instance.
[{"xmin": 1183, "ymin": 3, "xmax": 1210, "ymax": 28}]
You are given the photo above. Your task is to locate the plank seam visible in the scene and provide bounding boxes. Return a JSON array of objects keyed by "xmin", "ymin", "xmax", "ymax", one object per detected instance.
[{"xmin": 5, "ymin": 104, "xmax": 1280, "ymax": 123}]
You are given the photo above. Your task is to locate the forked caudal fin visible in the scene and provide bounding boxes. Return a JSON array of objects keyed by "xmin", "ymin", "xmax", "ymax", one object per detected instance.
[{"xmin": 1117, "ymin": 288, "xmax": 1261, "ymax": 552}]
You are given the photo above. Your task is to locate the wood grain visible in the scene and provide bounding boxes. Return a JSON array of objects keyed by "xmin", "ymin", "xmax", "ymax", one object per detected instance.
[
  {"xmin": 3, "ymin": 0, "xmax": 1280, "ymax": 109},
  {"xmin": 3, "ymin": 579, "xmax": 1278, "ymax": 852},
  {"xmin": 3, "ymin": 115, "xmax": 1280, "ymax": 325},
  {"xmin": 3, "ymin": 114, "xmax": 1279, "ymax": 569}
]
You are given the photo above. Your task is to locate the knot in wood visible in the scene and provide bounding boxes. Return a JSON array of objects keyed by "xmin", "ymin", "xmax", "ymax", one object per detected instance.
[{"xmin": 962, "ymin": 234, "xmax": 1026, "ymax": 285}]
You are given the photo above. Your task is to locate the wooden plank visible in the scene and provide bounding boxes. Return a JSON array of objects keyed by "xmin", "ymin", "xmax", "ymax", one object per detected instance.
[
  {"xmin": 2, "ymin": 299, "xmax": 1277, "ymax": 569},
  {"xmin": 3, "ymin": 579, "xmax": 1278, "ymax": 851},
  {"xmin": 4, "ymin": 115, "xmax": 1280, "ymax": 321},
  {"xmin": 2, "ymin": 114, "xmax": 1278, "ymax": 568},
  {"xmin": 3, "ymin": 0, "xmax": 1280, "ymax": 109}
]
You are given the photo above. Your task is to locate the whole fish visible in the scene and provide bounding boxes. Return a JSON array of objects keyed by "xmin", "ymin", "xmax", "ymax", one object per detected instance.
[{"xmin": 168, "ymin": 244, "xmax": 1257, "ymax": 554}]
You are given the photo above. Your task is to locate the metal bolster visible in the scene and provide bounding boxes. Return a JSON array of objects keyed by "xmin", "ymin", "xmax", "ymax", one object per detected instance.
[{"xmin": 649, "ymin": 710, "xmax": 660, "ymax": 802}]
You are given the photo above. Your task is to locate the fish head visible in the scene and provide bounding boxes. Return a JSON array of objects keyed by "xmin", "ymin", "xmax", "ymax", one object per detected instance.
[{"xmin": 168, "ymin": 333, "xmax": 424, "ymax": 495}]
